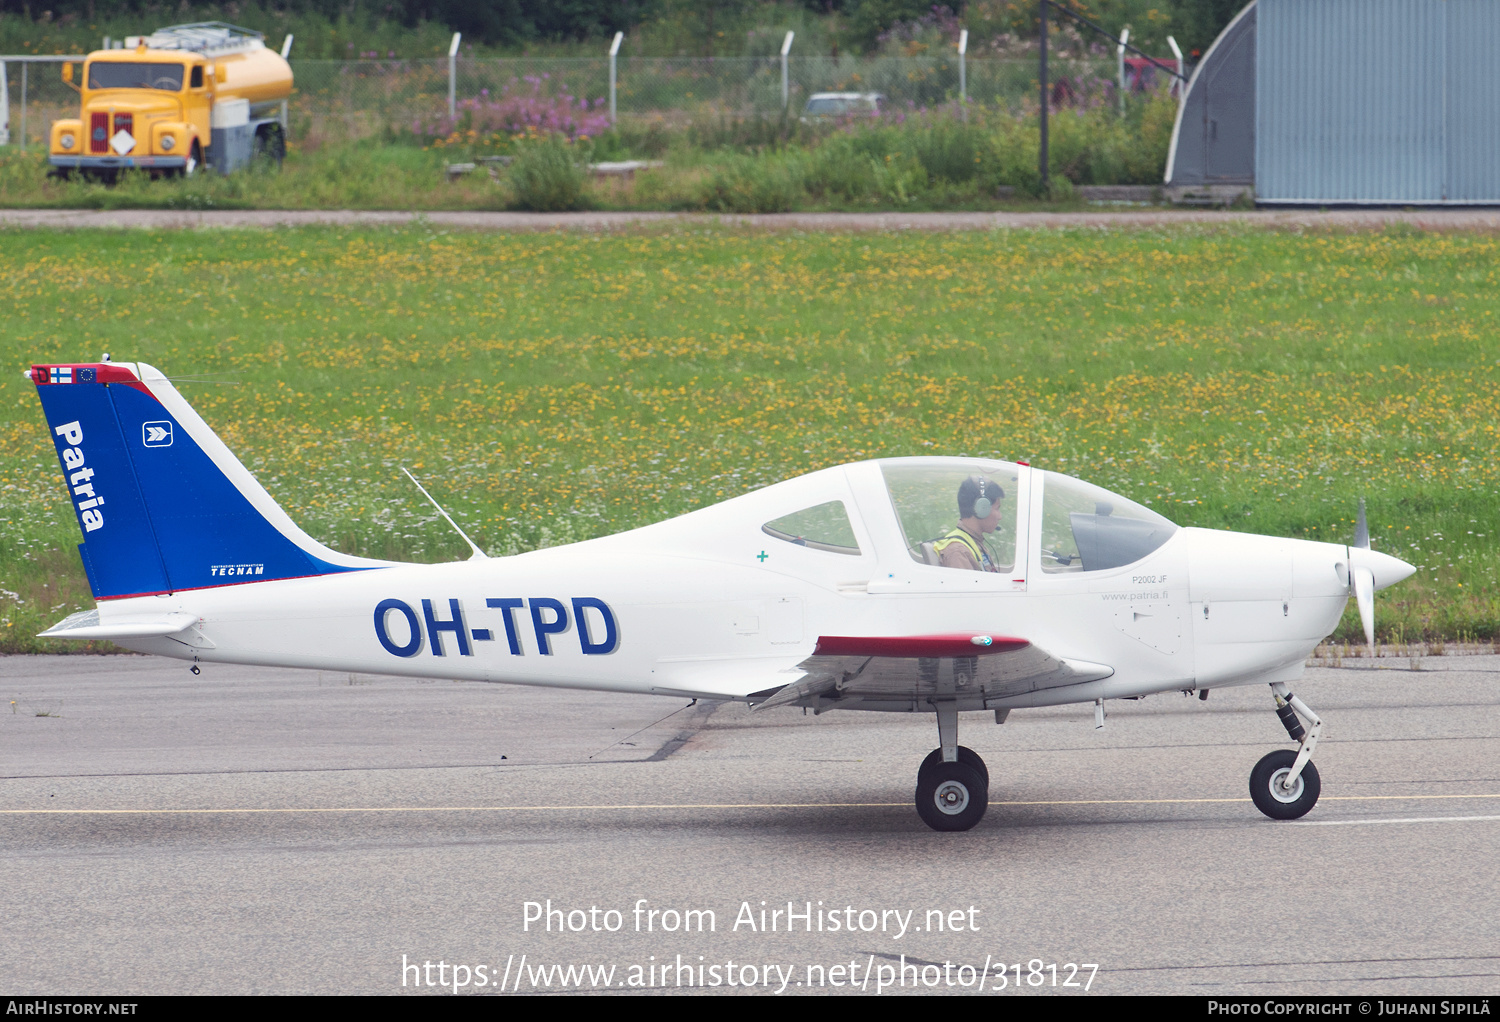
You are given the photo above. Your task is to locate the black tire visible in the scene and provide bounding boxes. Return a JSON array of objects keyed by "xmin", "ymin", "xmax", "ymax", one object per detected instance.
[
  {"xmin": 919, "ymin": 746, "xmax": 989, "ymax": 787},
  {"xmin": 915, "ymin": 761, "xmax": 988, "ymax": 832},
  {"xmin": 1249, "ymin": 749, "xmax": 1321, "ymax": 820},
  {"xmin": 183, "ymin": 140, "xmax": 202, "ymax": 178}
]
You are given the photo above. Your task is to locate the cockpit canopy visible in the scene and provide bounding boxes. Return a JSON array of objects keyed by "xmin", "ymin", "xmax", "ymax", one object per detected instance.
[{"xmin": 749, "ymin": 457, "xmax": 1177, "ymax": 577}]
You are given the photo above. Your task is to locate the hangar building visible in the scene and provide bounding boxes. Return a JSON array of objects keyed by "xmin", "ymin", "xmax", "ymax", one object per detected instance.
[{"xmin": 1165, "ymin": 0, "xmax": 1500, "ymax": 204}]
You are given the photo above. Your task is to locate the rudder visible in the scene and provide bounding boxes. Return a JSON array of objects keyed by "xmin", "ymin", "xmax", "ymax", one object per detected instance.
[{"xmin": 30, "ymin": 361, "xmax": 385, "ymax": 600}]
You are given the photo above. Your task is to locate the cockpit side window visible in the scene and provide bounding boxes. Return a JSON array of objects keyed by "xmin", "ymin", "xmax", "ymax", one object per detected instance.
[
  {"xmin": 762, "ymin": 501, "xmax": 861, "ymax": 556},
  {"xmin": 1039, "ymin": 472, "xmax": 1177, "ymax": 572},
  {"xmin": 881, "ymin": 462, "xmax": 1019, "ymax": 571}
]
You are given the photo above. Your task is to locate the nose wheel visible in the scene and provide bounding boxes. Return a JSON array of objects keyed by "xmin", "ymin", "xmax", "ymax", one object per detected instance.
[
  {"xmin": 916, "ymin": 704, "xmax": 990, "ymax": 831},
  {"xmin": 1250, "ymin": 683, "xmax": 1323, "ymax": 820},
  {"xmin": 1250, "ymin": 748, "xmax": 1322, "ymax": 819}
]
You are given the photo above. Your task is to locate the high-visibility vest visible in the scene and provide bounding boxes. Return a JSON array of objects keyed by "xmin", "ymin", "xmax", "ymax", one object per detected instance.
[{"xmin": 932, "ymin": 527, "xmax": 995, "ymax": 570}]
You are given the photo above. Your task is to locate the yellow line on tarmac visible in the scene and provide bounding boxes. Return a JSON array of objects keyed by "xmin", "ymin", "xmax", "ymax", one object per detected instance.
[
  {"xmin": 3, "ymin": 792, "xmax": 1500, "ymax": 815},
  {"xmin": 0, "ymin": 803, "xmax": 908, "ymax": 815},
  {"xmin": 996, "ymin": 793, "xmax": 1500, "ymax": 807}
]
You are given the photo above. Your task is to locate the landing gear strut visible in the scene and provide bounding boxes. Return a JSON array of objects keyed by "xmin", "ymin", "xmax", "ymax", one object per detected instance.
[
  {"xmin": 915, "ymin": 703, "xmax": 989, "ymax": 832},
  {"xmin": 1249, "ymin": 682, "xmax": 1322, "ymax": 820}
]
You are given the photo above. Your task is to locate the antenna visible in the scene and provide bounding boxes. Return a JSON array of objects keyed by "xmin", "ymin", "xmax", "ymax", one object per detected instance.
[{"xmin": 401, "ymin": 467, "xmax": 489, "ymax": 560}]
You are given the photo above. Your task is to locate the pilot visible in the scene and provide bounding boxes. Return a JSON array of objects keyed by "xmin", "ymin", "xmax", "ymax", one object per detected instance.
[{"xmin": 933, "ymin": 476, "xmax": 1005, "ymax": 572}]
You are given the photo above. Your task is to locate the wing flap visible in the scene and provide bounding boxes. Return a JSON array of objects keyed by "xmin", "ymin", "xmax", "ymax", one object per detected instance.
[{"xmin": 753, "ymin": 634, "xmax": 1113, "ymax": 711}]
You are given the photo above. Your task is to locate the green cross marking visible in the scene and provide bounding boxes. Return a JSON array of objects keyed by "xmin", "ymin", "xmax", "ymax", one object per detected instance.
[{"xmin": 756, "ymin": 550, "xmax": 769, "ymax": 562}]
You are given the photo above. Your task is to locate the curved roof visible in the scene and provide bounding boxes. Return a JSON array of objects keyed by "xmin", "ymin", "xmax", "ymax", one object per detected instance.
[{"xmin": 1164, "ymin": 1, "xmax": 1257, "ymax": 188}]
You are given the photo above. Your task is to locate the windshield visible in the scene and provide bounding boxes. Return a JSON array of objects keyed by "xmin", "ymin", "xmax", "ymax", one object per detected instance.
[
  {"xmin": 881, "ymin": 460, "xmax": 1020, "ymax": 572},
  {"xmin": 88, "ymin": 62, "xmax": 185, "ymax": 91},
  {"xmin": 1039, "ymin": 471, "xmax": 1177, "ymax": 572}
]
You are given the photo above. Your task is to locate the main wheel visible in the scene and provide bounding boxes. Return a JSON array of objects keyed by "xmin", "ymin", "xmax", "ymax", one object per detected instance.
[
  {"xmin": 915, "ymin": 761, "xmax": 988, "ymax": 832},
  {"xmin": 919, "ymin": 746, "xmax": 989, "ymax": 787},
  {"xmin": 1249, "ymin": 749, "xmax": 1321, "ymax": 820}
]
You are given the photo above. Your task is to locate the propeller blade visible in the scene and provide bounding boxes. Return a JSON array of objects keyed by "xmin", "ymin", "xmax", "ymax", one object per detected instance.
[
  {"xmin": 1354, "ymin": 497, "xmax": 1369, "ymax": 549},
  {"xmin": 1354, "ymin": 565, "xmax": 1375, "ymax": 653}
]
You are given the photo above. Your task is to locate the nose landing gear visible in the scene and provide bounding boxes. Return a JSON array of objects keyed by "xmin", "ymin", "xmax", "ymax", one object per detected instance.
[
  {"xmin": 1249, "ymin": 683, "xmax": 1323, "ymax": 820},
  {"xmin": 916, "ymin": 703, "xmax": 990, "ymax": 832}
]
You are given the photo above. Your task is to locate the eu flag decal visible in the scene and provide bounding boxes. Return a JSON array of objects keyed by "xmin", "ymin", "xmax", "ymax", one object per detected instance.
[{"xmin": 77, "ymin": 367, "xmax": 97, "ymax": 383}]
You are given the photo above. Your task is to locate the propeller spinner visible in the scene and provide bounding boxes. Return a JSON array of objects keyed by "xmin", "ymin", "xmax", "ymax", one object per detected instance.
[{"xmin": 1346, "ymin": 498, "xmax": 1417, "ymax": 655}]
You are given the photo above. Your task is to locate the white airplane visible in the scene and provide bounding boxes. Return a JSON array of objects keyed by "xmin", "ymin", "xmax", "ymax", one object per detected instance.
[{"xmin": 28, "ymin": 359, "xmax": 1415, "ymax": 831}]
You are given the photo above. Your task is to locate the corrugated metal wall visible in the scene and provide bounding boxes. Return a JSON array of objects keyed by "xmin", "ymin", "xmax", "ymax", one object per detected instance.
[
  {"xmin": 1445, "ymin": 0, "xmax": 1500, "ymax": 201},
  {"xmin": 1258, "ymin": 0, "xmax": 1500, "ymax": 203}
]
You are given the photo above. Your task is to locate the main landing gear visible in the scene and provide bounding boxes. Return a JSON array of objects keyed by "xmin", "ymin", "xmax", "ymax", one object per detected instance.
[
  {"xmin": 915, "ymin": 704, "xmax": 989, "ymax": 832},
  {"xmin": 1249, "ymin": 682, "xmax": 1323, "ymax": 820}
]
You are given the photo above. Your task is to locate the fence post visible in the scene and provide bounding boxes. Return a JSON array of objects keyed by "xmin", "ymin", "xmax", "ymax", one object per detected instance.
[
  {"xmin": 609, "ymin": 31, "xmax": 623, "ymax": 125},
  {"xmin": 958, "ymin": 29, "xmax": 968, "ymax": 110},
  {"xmin": 1116, "ymin": 27, "xmax": 1129, "ymax": 114},
  {"xmin": 781, "ymin": 31, "xmax": 794, "ymax": 110},
  {"xmin": 1166, "ymin": 35, "xmax": 1185, "ymax": 100},
  {"xmin": 0, "ymin": 61, "xmax": 8, "ymax": 147},
  {"xmin": 1039, "ymin": 0, "xmax": 1048, "ymax": 194},
  {"xmin": 447, "ymin": 32, "xmax": 461, "ymax": 120},
  {"xmin": 19, "ymin": 60, "xmax": 26, "ymax": 151},
  {"xmin": 280, "ymin": 35, "xmax": 293, "ymax": 130}
]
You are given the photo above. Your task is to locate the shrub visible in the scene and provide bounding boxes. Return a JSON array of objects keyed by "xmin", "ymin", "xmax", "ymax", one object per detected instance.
[
  {"xmin": 696, "ymin": 153, "xmax": 801, "ymax": 213},
  {"xmin": 508, "ymin": 134, "xmax": 591, "ymax": 212}
]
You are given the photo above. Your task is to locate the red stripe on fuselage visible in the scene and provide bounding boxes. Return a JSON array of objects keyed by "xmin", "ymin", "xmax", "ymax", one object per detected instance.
[{"xmin": 813, "ymin": 634, "xmax": 1029, "ymax": 658}]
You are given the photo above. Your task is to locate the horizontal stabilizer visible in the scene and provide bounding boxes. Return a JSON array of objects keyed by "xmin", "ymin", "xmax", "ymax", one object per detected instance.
[{"xmin": 39, "ymin": 608, "xmax": 200, "ymax": 640}]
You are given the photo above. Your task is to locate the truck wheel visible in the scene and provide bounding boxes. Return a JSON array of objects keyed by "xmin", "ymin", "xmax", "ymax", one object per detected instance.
[{"xmin": 182, "ymin": 141, "xmax": 201, "ymax": 178}]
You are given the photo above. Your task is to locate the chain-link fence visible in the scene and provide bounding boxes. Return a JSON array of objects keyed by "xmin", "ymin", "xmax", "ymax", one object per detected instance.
[
  {"xmin": 2, "ymin": 56, "xmax": 84, "ymax": 149},
  {"xmin": 5, "ymin": 52, "xmax": 1160, "ymax": 149}
]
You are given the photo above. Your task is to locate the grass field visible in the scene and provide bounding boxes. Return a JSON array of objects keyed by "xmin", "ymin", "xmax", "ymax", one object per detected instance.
[{"xmin": 0, "ymin": 223, "xmax": 1495, "ymax": 652}]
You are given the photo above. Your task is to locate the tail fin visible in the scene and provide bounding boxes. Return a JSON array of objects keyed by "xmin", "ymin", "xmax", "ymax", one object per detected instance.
[{"xmin": 29, "ymin": 361, "xmax": 387, "ymax": 600}]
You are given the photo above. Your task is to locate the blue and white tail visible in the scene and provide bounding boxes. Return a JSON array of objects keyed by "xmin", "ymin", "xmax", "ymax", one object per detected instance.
[{"xmin": 29, "ymin": 361, "xmax": 387, "ymax": 600}]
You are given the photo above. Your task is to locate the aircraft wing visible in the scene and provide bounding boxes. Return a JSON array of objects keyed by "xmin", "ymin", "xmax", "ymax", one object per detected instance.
[{"xmin": 753, "ymin": 633, "xmax": 1113, "ymax": 711}]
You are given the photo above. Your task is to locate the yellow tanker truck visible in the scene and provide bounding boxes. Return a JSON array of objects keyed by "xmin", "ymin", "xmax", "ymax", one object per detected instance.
[{"xmin": 49, "ymin": 22, "xmax": 292, "ymax": 178}]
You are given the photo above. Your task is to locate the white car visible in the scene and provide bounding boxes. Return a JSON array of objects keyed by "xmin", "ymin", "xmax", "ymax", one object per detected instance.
[{"xmin": 801, "ymin": 92, "xmax": 883, "ymax": 120}]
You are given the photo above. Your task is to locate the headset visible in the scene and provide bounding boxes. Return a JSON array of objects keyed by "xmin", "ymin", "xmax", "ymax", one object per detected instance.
[{"xmin": 966, "ymin": 474, "xmax": 1002, "ymax": 519}]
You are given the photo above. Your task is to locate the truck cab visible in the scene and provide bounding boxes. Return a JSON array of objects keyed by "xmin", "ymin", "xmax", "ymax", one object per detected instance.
[{"xmin": 49, "ymin": 22, "xmax": 290, "ymax": 179}]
